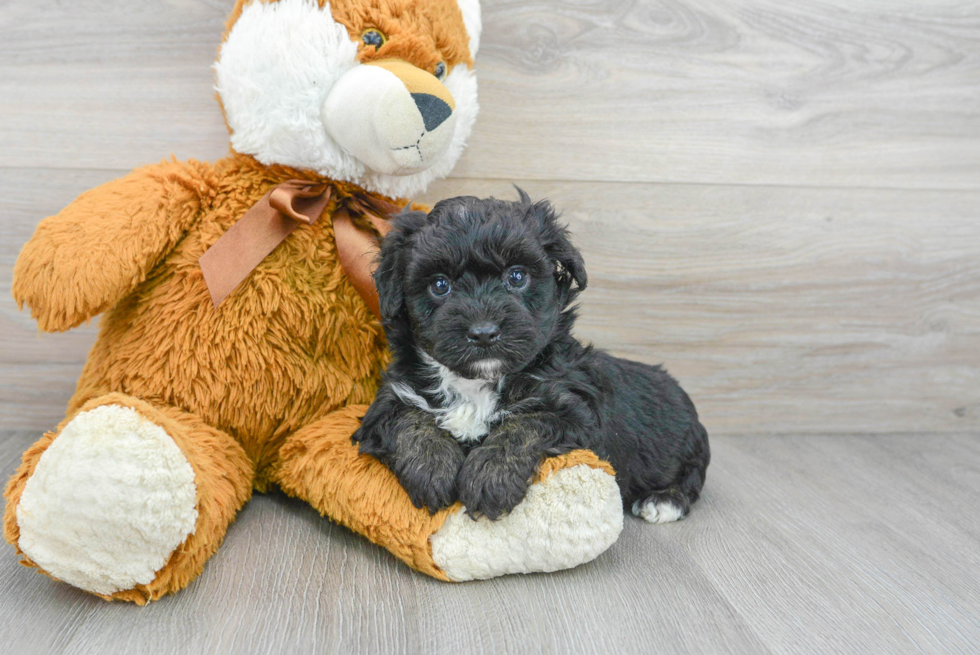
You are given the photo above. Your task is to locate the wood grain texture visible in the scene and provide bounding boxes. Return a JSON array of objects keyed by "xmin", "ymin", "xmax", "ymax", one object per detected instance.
[
  {"xmin": 0, "ymin": 0, "xmax": 978, "ymax": 190},
  {"xmin": 461, "ymin": 0, "xmax": 980, "ymax": 189},
  {"xmin": 4, "ymin": 168, "xmax": 977, "ymax": 434},
  {"xmin": 1, "ymin": 0, "xmax": 978, "ymax": 434},
  {"xmin": 2, "ymin": 430, "xmax": 979, "ymax": 654}
]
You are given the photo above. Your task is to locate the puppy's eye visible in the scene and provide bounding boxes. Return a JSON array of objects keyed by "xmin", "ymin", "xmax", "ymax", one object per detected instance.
[
  {"xmin": 504, "ymin": 266, "xmax": 530, "ymax": 290},
  {"xmin": 361, "ymin": 29, "xmax": 386, "ymax": 49},
  {"xmin": 434, "ymin": 62, "xmax": 447, "ymax": 80},
  {"xmin": 429, "ymin": 275, "xmax": 452, "ymax": 298}
]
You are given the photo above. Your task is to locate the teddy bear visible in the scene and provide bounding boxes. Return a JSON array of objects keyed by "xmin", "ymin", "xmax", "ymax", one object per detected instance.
[{"xmin": 4, "ymin": 0, "xmax": 624, "ymax": 604}]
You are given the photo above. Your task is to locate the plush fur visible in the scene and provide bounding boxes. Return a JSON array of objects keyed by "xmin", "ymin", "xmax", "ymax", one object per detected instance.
[
  {"xmin": 16, "ymin": 405, "xmax": 198, "ymax": 596},
  {"xmin": 355, "ymin": 192, "xmax": 711, "ymax": 521},
  {"xmin": 430, "ymin": 453, "xmax": 623, "ymax": 581},
  {"xmin": 216, "ymin": 0, "xmax": 480, "ymax": 198},
  {"xmin": 5, "ymin": 0, "xmax": 626, "ymax": 602}
]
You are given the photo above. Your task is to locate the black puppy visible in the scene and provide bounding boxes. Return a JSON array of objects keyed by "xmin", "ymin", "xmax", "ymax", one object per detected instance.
[{"xmin": 353, "ymin": 191, "xmax": 710, "ymax": 522}]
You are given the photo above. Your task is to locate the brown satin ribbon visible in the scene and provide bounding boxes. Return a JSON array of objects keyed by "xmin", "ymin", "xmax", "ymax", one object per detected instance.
[
  {"xmin": 199, "ymin": 179, "xmax": 398, "ymax": 315},
  {"xmin": 333, "ymin": 203, "xmax": 395, "ymax": 318}
]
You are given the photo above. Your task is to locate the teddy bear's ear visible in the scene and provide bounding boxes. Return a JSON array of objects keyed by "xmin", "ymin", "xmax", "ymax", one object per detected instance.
[
  {"xmin": 375, "ymin": 210, "xmax": 430, "ymax": 326},
  {"xmin": 456, "ymin": 0, "xmax": 482, "ymax": 58},
  {"xmin": 517, "ymin": 188, "xmax": 588, "ymax": 298}
]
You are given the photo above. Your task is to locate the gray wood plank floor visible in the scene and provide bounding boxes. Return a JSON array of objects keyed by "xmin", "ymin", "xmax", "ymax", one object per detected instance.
[{"xmin": 2, "ymin": 430, "xmax": 979, "ymax": 655}]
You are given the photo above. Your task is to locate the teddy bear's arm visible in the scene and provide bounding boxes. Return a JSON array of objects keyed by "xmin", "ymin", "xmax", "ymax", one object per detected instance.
[{"xmin": 12, "ymin": 159, "xmax": 217, "ymax": 332}]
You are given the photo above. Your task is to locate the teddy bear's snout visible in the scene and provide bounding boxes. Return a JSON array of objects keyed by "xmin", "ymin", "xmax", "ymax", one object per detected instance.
[{"xmin": 322, "ymin": 58, "xmax": 457, "ymax": 176}]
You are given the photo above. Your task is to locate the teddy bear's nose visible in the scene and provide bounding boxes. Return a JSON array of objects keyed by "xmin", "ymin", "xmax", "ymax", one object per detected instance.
[{"xmin": 411, "ymin": 93, "xmax": 453, "ymax": 131}]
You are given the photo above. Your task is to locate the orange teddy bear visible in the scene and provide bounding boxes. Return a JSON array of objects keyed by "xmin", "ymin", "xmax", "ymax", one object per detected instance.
[{"xmin": 4, "ymin": 0, "xmax": 623, "ymax": 604}]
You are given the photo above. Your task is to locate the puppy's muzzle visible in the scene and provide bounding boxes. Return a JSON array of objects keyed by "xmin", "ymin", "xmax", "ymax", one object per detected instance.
[{"xmin": 322, "ymin": 58, "xmax": 457, "ymax": 176}]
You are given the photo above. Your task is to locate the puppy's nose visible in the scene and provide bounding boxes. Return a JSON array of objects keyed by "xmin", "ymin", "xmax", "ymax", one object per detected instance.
[{"xmin": 467, "ymin": 323, "xmax": 501, "ymax": 346}]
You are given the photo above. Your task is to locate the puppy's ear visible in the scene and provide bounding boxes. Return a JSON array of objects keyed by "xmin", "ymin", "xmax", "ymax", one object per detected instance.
[
  {"xmin": 518, "ymin": 189, "xmax": 588, "ymax": 296},
  {"xmin": 375, "ymin": 210, "xmax": 428, "ymax": 325}
]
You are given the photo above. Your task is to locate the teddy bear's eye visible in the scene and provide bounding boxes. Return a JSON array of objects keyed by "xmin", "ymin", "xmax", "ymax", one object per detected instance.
[
  {"xmin": 429, "ymin": 275, "xmax": 452, "ymax": 298},
  {"xmin": 434, "ymin": 62, "xmax": 447, "ymax": 80},
  {"xmin": 361, "ymin": 29, "xmax": 386, "ymax": 49}
]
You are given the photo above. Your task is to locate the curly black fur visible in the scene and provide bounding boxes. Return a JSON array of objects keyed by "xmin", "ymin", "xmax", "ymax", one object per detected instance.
[{"xmin": 353, "ymin": 190, "xmax": 710, "ymax": 521}]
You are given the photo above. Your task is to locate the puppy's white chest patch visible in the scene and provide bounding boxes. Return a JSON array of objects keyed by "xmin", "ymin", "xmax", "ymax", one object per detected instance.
[
  {"xmin": 433, "ymin": 374, "xmax": 500, "ymax": 443},
  {"xmin": 391, "ymin": 355, "xmax": 503, "ymax": 443}
]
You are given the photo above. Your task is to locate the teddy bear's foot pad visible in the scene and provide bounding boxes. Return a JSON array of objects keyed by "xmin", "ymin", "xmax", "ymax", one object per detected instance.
[
  {"xmin": 430, "ymin": 463, "xmax": 624, "ymax": 581},
  {"xmin": 15, "ymin": 405, "xmax": 198, "ymax": 595}
]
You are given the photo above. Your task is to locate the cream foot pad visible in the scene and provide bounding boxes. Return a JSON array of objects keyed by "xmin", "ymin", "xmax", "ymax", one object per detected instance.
[
  {"xmin": 431, "ymin": 462, "xmax": 624, "ymax": 581},
  {"xmin": 16, "ymin": 405, "xmax": 198, "ymax": 595}
]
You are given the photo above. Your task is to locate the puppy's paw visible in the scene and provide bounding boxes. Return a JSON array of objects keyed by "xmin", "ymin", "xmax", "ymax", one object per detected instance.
[
  {"xmin": 457, "ymin": 447, "xmax": 538, "ymax": 521},
  {"xmin": 393, "ymin": 438, "xmax": 465, "ymax": 514}
]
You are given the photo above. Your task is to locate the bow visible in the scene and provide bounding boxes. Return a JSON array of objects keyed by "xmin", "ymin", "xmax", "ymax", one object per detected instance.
[{"xmin": 199, "ymin": 179, "xmax": 400, "ymax": 316}]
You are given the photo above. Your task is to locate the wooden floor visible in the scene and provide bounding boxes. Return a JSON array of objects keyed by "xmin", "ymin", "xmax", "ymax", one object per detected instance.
[
  {"xmin": 2, "ymin": 0, "xmax": 979, "ymax": 653},
  {"xmin": 2, "ymin": 430, "xmax": 979, "ymax": 654}
]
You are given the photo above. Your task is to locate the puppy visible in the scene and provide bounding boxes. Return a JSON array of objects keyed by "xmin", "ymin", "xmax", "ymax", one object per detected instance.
[{"xmin": 353, "ymin": 191, "xmax": 710, "ymax": 522}]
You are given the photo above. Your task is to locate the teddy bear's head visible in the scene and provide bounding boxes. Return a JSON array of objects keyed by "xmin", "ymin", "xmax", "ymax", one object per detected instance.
[{"xmin": 215, "ymin": 0, "xmax": 481, "ymax": 198}]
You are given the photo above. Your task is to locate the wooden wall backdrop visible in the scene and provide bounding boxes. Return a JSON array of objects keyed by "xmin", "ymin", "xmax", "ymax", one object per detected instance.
[{"xmin": 2, "ymin": 0, "xmax": 979, "ymax": 436}]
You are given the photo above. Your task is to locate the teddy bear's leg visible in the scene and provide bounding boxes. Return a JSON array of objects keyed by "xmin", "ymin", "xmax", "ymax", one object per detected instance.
[
  {"xmin": 272, "ymin": 405, "xmax": 624, "ymax": 581},
  {"xmin": 4, "ymin": 393, "xmax": 253, "ymax": 604}
]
